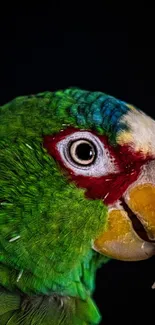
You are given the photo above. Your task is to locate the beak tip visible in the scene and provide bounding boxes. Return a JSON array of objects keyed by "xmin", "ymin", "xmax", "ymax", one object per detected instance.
[{"xmin": 143, "ymin": 241, "xmax": 155, "ymax": 257}]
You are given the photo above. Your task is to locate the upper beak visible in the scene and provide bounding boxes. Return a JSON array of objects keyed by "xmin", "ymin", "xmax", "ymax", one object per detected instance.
[{"xmin": 93, "ymin": 160, "xmax": 155, "ymax": 261}]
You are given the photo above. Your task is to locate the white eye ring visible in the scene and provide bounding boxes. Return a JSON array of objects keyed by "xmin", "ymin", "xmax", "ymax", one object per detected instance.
[
  {"xmin": 57, "ymin": 131, "xmax": 118, "ymax": 177},
  {"xmin": 68, "ymin": 139, "xmax": 96, "ymax": 166}
]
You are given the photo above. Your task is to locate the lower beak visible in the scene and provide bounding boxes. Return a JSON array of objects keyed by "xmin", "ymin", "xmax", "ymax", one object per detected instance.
[{"xmin": 93, "ymin": 162, "xmax": 155, "ymax": 261}]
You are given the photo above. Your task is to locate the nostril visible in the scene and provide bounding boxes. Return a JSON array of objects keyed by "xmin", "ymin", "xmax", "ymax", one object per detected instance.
[{"xmin": 124, "ymin": 162, "xmax": 136, "ymax": 175}]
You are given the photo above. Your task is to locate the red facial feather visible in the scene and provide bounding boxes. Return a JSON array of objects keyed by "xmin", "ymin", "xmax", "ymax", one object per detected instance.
[{"xmin": 43, "ymin": 128, "xmax": 151, "ymax": 205}]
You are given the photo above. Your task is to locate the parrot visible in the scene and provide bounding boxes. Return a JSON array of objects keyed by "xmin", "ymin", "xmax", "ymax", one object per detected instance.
[{"xmin": 0, "ymin": 87, "xmax": 155, "ymax": 325}]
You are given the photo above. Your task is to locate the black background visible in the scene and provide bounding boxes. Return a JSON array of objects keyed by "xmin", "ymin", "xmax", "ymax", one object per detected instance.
[{"xmin": 0, "ymin": 5, "xmax": 155, "ymax": 325}]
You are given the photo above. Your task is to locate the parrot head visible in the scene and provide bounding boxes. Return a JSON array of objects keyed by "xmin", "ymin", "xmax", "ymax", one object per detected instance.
[
  {"xmin": 43, "ymin": 88, "xmax": 155, "ymax": 262},
  {"xmin": 0, "ymin": 88, "xmax": 155, "ymax": 323}
]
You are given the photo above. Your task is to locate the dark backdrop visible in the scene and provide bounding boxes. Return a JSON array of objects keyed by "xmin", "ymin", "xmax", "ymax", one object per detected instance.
[{"xmin": 0, "ymin": 6, "xmax": 155, "ymax": 325}]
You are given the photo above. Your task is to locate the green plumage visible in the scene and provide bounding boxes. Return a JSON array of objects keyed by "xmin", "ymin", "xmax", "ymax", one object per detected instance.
[{"xmin": 0, "ymin": 88, "xmax": 113, "ymax": 324}]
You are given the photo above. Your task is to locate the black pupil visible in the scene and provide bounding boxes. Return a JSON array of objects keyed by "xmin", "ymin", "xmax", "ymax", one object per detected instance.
[{"xmin": 75, "ymin": 143, "xmax": 94, "ymax": 160}]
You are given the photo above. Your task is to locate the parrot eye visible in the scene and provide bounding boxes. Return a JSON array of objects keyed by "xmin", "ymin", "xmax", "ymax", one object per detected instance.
[
  {"xmin": 56, "ymin": 131, "xmax": 119, "ymax": 177},
  {"xmin": 69, "ymin": 139, "xmax": 96, "ymax": 166}
]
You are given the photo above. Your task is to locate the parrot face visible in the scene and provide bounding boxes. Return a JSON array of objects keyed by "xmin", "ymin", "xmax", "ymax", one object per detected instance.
[
  {"xmin": 0, "ymin": 88, "xmax": 155, "ymax": 324},
  {"xmin": 43, "ymin": 92, "xmax": 155, "ymax": 262}
]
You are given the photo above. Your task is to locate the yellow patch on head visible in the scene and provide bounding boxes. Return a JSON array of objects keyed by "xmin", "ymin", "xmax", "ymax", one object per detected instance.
[
  {"xmin": 126, "ymin": 104, "xmax": 137, "ymax": 111},
  {"xmin": 117, "ymin": 131, "xmax": 133, "ymax": 145},
  {"xmin": 116, "ymin": 109, "xmax": 155, "ymax": 157}
]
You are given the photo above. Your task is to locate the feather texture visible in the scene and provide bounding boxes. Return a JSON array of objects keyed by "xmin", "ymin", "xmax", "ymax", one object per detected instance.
[{"xmin": 0, "ymin": 88, "xmax": 150, "ymax": 324}]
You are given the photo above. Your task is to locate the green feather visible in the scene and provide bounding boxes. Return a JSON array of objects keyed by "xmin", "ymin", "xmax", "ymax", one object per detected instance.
[
  {"xmin": 0, "ymin": 289, "xmax": 20, "ymax": 315},
  {"xmin": 0, "ymin": 89, "xmax": 114, "ymax": 324},
  {"xmin": 0, "ymin": 292, "xmax": 101, "ymax": 324}
]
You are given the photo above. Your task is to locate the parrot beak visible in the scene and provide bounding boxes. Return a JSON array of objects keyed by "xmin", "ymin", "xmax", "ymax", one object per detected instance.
[{"xmin": 93, "ymin": 161, "xmax": 155, "ymax": 261}]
